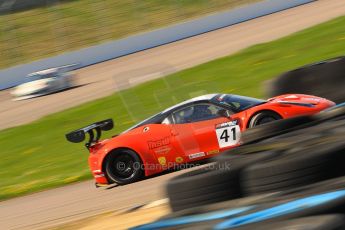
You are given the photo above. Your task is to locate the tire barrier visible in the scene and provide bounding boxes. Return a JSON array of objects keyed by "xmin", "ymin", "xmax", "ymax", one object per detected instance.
[
  {"xmin": 166, "ymin": 110, "xmax": 345, "ymax": 212},
  {"xmin": 242, "ymin": 138, "xmax": 345, "ymax": 195},
  {"xmin": 166, "ymin": 164, "xmax": 242, "ymax": 212},
  {"xmin": 166, "ymin": 151, "xmax": 279, "ymax": 212},
  {"xmin": 241, "ymin": 115, "xmax": 315, "ymax": 144},
  {"xmin": 315, "ymin": 102, "xmax": 345, "ymax": 122},
  {"xmin": 267, "ymin": 56, "xmax": 345, "ymax": 104},
  {"xmin": 136, "ymin": 104, "xmax": 345, "ymax": 229}
]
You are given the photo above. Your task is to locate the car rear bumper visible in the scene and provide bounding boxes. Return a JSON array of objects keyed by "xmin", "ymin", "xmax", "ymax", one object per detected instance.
[
  {"xmin": 92, "ymin": 169, "xmax": 109, "ymax": 184},
  {"xmin": 12, "ymin": 93, "xmax": 45, "ymax": 101}
]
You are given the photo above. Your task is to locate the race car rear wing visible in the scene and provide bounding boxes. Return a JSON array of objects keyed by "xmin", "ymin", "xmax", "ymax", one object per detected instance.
[{"xmin": 65, "ymin": 119, "xmax": 113, "ymax": 148}]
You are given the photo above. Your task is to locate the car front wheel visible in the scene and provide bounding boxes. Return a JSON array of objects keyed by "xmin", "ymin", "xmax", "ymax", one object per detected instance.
[{"xmin": 249, "ymin": 111, "xmax": 281, "ymax": 128}]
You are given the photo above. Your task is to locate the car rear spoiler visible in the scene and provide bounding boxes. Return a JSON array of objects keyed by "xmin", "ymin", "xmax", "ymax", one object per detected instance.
[{"xmin": 65, "ymin": 119, "xmax": 113, "ymax": 148}]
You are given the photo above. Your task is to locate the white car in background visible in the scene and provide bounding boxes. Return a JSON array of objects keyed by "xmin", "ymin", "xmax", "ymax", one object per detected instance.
[{"xmin": 11, "ymin": 65, "xmax": 77, "ymax": 100}]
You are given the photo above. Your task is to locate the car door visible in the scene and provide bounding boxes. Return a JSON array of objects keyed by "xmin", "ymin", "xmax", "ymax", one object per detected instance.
[
  {"xmin": 169, "ymin": 103, "xmax": 241, "ymax": 161},
  {"xmin": 144, "ymin": 123, "xmax": 179, "ymax": 168},
  {"xmin": 53, "ymin": 73, "xmax": 67, "ymax": 89},
  {"xmin": 43, "ymin": 74, "xmax": 60, "ymax": 91},
  {"xmin": 57, "ymin": 72, "xmax": 72, "ymax": 88}
]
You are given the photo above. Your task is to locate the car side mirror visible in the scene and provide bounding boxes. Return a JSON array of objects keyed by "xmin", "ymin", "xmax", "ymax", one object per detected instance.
[{"xmin": 218, "ymin": 109, "xmax": 231, "ymax": 118}]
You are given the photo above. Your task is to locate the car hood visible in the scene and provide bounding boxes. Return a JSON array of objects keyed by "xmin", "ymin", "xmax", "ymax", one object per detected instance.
[
  {"xmin": 12, "ymin": 79, "xmax": 52, "ymax": 96},
  {"xmin": 268, "ymin": 94, "xmax": 321, "ymax": 105}
]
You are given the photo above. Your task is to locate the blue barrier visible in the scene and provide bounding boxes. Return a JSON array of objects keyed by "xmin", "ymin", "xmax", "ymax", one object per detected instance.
[
  {"xmin": 215, "ymin": 190, "xmax": 345, "ymax": 229},
  {"xmin": 132, "ymin": 206, "xmax": 254, "ymax": 230}
]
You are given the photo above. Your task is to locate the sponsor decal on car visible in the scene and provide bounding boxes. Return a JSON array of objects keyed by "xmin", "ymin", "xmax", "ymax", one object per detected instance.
[
  {"xmin": 188, "ymin": 152, "xmax": 205, "ymax": 159},
  {"xmin": 148, "ymin": 137, "xmax": 170, "ymax": 149},
  {"xmin": 158, "ymin": 157, "xmax": 167, "ymax": 166},
  {"xmin": 154, "ymin": 146, "xmax": 172, "ymax": 154},
  {"xmin": 175, "ymin": 157, "xmax": 184, "ymax": 163},
  {"xmin": 207, "ymin": 149, "xmax": 220, "ymax": 155},
  {"xmin": 215, "ymin": 120, "xmax": 238, "ymax": 129}
]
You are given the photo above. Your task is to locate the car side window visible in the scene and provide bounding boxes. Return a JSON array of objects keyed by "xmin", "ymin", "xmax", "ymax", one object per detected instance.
[
  {"xmin": 172, "ymin": 104, "xmax": 229, "ymax": 124},
  {"xmin": 162, "ymin": 117, "xmax": 171, "ymax": 124}
]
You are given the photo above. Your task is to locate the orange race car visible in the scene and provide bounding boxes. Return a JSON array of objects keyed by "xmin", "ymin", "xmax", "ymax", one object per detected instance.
[{"xmin": 66, "ymin": 94, "xmax": 335, "ymax": 187}]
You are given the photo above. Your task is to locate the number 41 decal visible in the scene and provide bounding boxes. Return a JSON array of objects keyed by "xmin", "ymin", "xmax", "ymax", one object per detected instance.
[
  {"xmin": 216, "ymin": 125, "xmax": 241, "ymax": 148},
  {"xmin": 220, "ymin": 127, "xmax": 236, "ymax": 142}
]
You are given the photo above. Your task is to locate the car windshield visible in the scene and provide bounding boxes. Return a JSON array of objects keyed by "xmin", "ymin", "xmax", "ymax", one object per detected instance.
[
  {"xmin": 26, "ymin": 73, "xmax": 55, "ymax": 82},
  {"xmin": 213, "ymin": 94, "xmax": 266, "ymax": 112}
]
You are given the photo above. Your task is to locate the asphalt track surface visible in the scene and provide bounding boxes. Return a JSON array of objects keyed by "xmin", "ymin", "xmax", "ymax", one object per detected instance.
[{"xmin": 1, "ymin": 1, "xmax": 345, "ymax": 229}]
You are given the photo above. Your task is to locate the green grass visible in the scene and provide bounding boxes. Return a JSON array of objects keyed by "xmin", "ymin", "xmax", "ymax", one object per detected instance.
[
  {"xmin": 0, "ymin": 0, "xmax": 258, "ymax": 69},
  {"xmin": 1, "ymin": 15, "xmax": 345, "ymax": 200}
]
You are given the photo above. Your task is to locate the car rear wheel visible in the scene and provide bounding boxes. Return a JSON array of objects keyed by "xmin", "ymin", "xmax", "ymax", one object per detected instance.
[
  {"xmin": 249, "ymin": 111, "xmax": 282, "ymax": 128},
  {"xmin": 105, "ymin": 149, "xmax": 143, "ymax": 185}
]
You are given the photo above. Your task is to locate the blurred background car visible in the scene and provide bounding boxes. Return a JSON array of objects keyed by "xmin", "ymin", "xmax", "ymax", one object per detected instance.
[{"xmin": 11, "ymin": 65, "xmax": 76, "ymax": 100}]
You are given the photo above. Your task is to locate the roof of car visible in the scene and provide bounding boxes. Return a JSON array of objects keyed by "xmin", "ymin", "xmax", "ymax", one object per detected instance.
[
  {"xmin": 27, "ymin": 68, "xmax": 59, "ymax": 77},
  {"xmin": 161, "ymin": 94, "xmax": 218, "ymax": 113},
  {"xmin": 27, "ymin": 63, "xmax": 79, "ymax": 77},
  {"xmin": 122, "ymin": 94, "xmax": 219, "ymax": 133}
]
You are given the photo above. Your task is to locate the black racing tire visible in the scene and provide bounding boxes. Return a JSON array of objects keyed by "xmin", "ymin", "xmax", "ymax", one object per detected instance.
[
  {"xmin": 166, "ymin": 164, "xmax": 241, "ymax": 212},
  {"xmin": 229, "ymin": 215, "xmax": 345, "ymax": 230},
  {"xmin": 217, "ymin": 130, "xmax": 322, "ymax": 163},
  {"xmin": 314, "ymin": 103, "xmax": 345, "ymax": 122},
  {"xmin": 266, "ymin": 56, "xmax": 345, "ymax": 103},
  {"xmin": 215, "ymin": 147, "xmax": 280, "ymax": 168},
  {"xmin": 242, "ymin": 139, "xmax": 345, "ymax": 196},
  {"xmin": 242, "ymin": 115, "xmax": 315, "ymax": 144},
  {"xmin": 104, "ymin": 149, "xmax": 143, "ymax": 185},
  {"xmin": 262, "ymin": 176, "xmax": 345, "ymax": 204},
  {"xmin": 248, "ymin": 111, "xmax": 282, "ymax": 128},
  {"xmin": 167, "ymin": 150, "xmax": 278, "ymax": 212},
  {"xmin": 257, "ymin": 130, "xmax": 323, "ymax": 150},
  {"xmin": 313, "ymin": 119, "xmax": 345, "ymax": 136},
  {"xmin": 268, "ymin": 119, "xmax": 345, "ymax": 140},
  {"xmin": 160, "ymin": 194, "xmax": 269, "ymax": 220}
]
